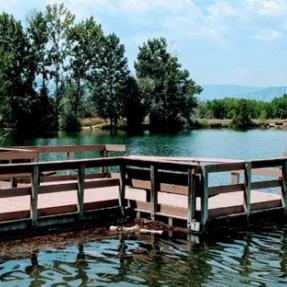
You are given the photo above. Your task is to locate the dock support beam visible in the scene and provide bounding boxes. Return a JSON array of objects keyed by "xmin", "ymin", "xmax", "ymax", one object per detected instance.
[
  {"xmin": 187, "ymin": 169, "xmax": 197, "ymax": 229},
  {"xmin": 243, "ymin": 162, "xmax": 251, "ymax": 221},
  {"xmin": 77, "ymin": 164, "xmax": 85, "ymax": 219},
  {"xmin": 150, "ymin": 165, "xmax": 159, "ymax": 220},
  {"xmin": 31, "ymin": 166, "xmax": 39, "ymax": 227},
  {"xmin": 119, "ymin": 164, "xmax": 126, "ymax": 216},
  {"xmin": 281, "ymin": 161, "xmax": 287, "ymax": 215},
  {"xmin": 200, "ymin": 167, "xmax": 209, "ymax": 230}
]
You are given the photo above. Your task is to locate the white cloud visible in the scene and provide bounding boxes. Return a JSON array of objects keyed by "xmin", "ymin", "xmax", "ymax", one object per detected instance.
[
  {"xmin": 246, "ymin": 0, "xmax": 287, "ymax": 16},
  {"xmin": 255, "ymin": 28, "xmax": 281, "ymax": 41}
]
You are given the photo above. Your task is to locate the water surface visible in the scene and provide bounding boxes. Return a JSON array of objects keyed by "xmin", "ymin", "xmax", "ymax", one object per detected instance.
[{"xmin": 1, "ymin": 128, "xmax": 287, "ymax": 286}]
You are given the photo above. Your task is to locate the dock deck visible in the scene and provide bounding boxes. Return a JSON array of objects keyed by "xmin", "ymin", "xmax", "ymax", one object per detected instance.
[{"xmin": 0, "ymin": 145, "xmax": 286, "ymax": 234}]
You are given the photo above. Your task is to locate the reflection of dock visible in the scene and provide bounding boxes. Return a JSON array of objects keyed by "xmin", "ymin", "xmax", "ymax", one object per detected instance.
[{"xmin": 0, "ymin": 145, "xmax": 286, "ymax": 234}]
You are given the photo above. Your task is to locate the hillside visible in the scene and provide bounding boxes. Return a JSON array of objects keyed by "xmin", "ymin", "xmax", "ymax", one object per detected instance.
[{"xmin": 200, "ymin": 85, "xmax": 287, "ymax": 101}]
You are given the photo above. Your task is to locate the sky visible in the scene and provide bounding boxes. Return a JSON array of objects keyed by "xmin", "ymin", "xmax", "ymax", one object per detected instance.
[{"xmin": 1, "ymin": 0, "xmax": 286, "ymax": 87}]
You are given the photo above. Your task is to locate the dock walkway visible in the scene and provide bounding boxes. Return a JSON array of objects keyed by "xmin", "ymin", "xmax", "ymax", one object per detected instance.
[{"xmin": 0, "ymin": 145, "xmax": 286, "ymax": 233}]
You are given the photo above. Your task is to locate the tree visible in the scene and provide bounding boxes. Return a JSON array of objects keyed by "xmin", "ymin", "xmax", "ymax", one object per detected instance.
[
  {"xmin": 64, "ymin": 16, "xmax": 103, "ymax": 130},
  {"xmin": 135, "ymin": 38, "xmax": 202, "ymax": 132},
  {"xmin": 92, "ymin": 33, "xmax": 130, "ymax": 128},
  {"xmin": 0, "ymin": 13, "xmax": 38, "ymax": 132},
  {"xmin": 45, "ymin": 3, "xmax": 74, "ymax": 115},
  {"xmin": 121, "ymin": 76, "xmax": 146, "ymax": 132},
  {"xmin": 230, "ymin": 99, "xmax": 253, "ymax": 129}
]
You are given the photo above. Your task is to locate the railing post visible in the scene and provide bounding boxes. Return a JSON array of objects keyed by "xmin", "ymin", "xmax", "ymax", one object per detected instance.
[
  {"xmin": 119, "ymin": 164, "xmax": 126, "ymax": 216},
  {"xmin": 150, "ymin": 165, "xmax": 159, "ymax": 220},
  {"xmin": 31, "ymin": 165, "xmax": 39, "ymax": 227},
  {"xmin": 200, "ymin": 166, "xmax": 209, "ymax": 230},
  {"xmin": 77, "ymin": 164, "xmax": 85, "ymax": 219},
  {"xmin": 281, "ymin": 161, "xmax": 287, "ymax": 215},
  {"xmin": 187, "ymin": 169, "xmax": 197, "ymax": 229},
  {"xmin": 231, "ymin": 172, "xmax": 240, "ymax": 184},
  {"xmin": 67, "ymin": 152, "xmax": 72, "ymax": 175},
  {"xmin": 99, "ymin": 150, "xmax": 105, "ymax": 174},
  {"xmin": 244, "ymin": 162, "xmax": 251, "ymax": 221}
]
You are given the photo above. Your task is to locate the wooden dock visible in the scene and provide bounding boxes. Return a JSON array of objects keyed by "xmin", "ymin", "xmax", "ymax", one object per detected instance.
[{"xmin": 0, "ymin": 145, "xmax": 286, "ymax": 234}]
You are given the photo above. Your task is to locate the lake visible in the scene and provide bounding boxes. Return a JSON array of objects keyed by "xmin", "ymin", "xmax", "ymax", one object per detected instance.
[{"xmin": 1, "ymin": 128, "xmax": 287, "ymax": 286}]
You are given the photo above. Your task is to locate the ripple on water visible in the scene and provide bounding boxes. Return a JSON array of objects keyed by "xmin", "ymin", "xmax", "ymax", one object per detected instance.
[{"xmin": 0, "ymin": 227, "xmax": 287, "ymax": 286}]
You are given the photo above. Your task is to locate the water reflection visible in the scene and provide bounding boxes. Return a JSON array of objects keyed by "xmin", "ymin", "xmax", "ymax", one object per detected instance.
[{"xmin": 0, "ymin": 226, "xmax": 287, "ymax": 286}]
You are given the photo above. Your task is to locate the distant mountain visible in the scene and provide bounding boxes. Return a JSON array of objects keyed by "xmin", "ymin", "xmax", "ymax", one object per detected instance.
[{"xmin": 199, "ymin": 85, "xmax": 287, "ymax": 102}]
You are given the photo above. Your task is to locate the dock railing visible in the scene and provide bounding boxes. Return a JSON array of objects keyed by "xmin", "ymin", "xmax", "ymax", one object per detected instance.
[{"xmin": 0, "ymin": 150, "xmax": 286, "ymax": 233}]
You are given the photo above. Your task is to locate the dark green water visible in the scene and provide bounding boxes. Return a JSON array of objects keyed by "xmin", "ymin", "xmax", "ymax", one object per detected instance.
[{"xmin": 1, "ymin": 128, "xmax": 287, "ymax": 286}]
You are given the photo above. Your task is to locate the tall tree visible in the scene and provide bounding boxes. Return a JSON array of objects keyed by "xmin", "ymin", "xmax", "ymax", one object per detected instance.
[
  {"xmin": 92, "ymin": 33, "xmax": 130, "ymax": 128},
  {"xmin": 0, "ymin": 13, "xmax": 38, "ymax": 131},
  {"xmin": 135, "ymin": 38, "xmax": 202, "ymax": 132},
  {"xmin": 45, "ymin": 3, "xmax": 74, "ymax": 114},
  {"xmin": 65, "ymin": 17, "xmax": 103, "ymax": 124}
]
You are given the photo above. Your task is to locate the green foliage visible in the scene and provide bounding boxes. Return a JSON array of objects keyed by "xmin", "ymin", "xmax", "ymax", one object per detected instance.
[
  {"xmin": 230, "ymin": 99, "xmax": 253, "ymax": 129},
  {"xmin": 92, "ymin": 33, "xmax": 130, "ymax": 128},
  {"xmin": 59, "ymin": 81, "xmax": 81, "ymax": 132},
  {"xmin": 135, "ymin": 38, "xmax": 202, "ymax": 132},
  {"xmin": 121, "ymin": 76, "xmax": 146, "ymax": 133}
]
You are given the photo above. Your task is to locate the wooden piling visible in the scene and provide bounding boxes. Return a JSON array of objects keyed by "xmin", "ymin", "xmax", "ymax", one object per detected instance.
[
  {"xmin": 200, "ymin": 167, "xmax": 209, "ymax": 230},
  {"xmin": 187, "ymin": 169, "xmax": 197, "ymax": 229},
  {"xmin": 150, "ymin": 165, "xmax": 159, "ymax": 220},
  {"xmin": 31, "ymin": 165, "xmax": 39, "ymax": 227},
  {"xmin": 119, "ymin": 164, "xmax": 126, "ymax": 216},
  {"xmin": 77, "ymin": 164, "xmax": 85, "ymax": 219},
  {"xmin": 281, "ymin": 161, "xmax": 287, "ymax": 214},
  {"xmin": 243, "ymin": 162, "xmax": 251, "ymax": 220}
]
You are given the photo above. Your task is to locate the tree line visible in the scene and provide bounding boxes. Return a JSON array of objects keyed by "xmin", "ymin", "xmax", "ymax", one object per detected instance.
[
  {"xmin": 198, "ymin": 95, "xmax": 287, "ymax": 128},
  {"xmin": 0, "ymin": 3, "xmax": 202, "ymax": 134}
]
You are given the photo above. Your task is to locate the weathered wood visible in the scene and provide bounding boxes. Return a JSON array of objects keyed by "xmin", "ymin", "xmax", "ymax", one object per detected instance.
[
  {"xmin": 105, "ymin": 144, "xmax": 127, "ymax": 153},
  {"xmin": 31, "ymin": 166, "xmax": 40, "ymax": 226},
  {"xmin": 200, "ymin": 167, "xmax": 209, "ymax": 229},
  {"xmin": 243, "ymin": 162, "xmax": 252, "ymax": 220},
  {"xmin": 0, "ymin": 151, "xmax": 38, "ymax": 161},
  {"xmin": 208, "ymin": 183, "xmax": 244, "ymax": 196},
  {"xmin": 119, "ymin": 164, "xmax": 126, "ymax": 215},
  {"xmin": 77, "ymin": 164, "xmax": 85, "ymax": 219},
  {"xmin": 124, "ymin": 157, "xmax": 201, "ymax": 173},
  {"xmin": 231, "ymin": 168, "xmax": 281, "ymax": 178},
  {"xmin": 281, "ymin": 161, "xmax": 287, "ymax": 214},
  {"xmin": 187, "ymin": 169, "xmax": 197, "ymax": 228},
  {"xmin": 231, "ymin": 172, "xmax": 240, "ymax": 184},
  {"xmin": 150, "ymin": 165, "xmax": 159, "ymax": 220},
  {"xmin": 251, "ymin": 158, "xmax": 287, "ymax": 168},
  {"xmin": 0, "ymin": 186, "xmax": 31, "ymax": 198},
  {"xmin": 205, "ymin": 162, "xmax": 246, "ymax": 173},
  {"xmin": 252, "ymin": 179, "xmax": 281, "ymax": 190}
]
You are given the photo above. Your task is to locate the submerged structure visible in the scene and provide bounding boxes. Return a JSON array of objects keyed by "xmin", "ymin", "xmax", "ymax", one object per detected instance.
[{"xmin": 0, "ymin": 144, "xmax": 285, "ymax": 235}]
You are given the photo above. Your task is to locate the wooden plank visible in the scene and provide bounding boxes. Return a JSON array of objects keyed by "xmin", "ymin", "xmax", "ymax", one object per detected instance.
[
  {"xmin": 124, "ymin": 157, "xmax": 201, "ymax": 173},
  {"xmin": 31, "ymin": 166, "xmax": 40, "ymax": 226},
  {"xmin": 39, "ymin": 173, "xmax": 106, "ymax": 183},
  {"xmin": 84, "ymin": 178, "xmax": 120, "ymax": 189},
  {"xmin": 77, "ymin": 164, "xmax": 85, "ymax": 219},
  {"xmin": 84, "ymin": 200, "xmax": 119, "ymax": 210},
  {"xmin": 0, "ymin": 151, "xmax": 38, "ymax": 161},
  {"xmin": 252, "ymin": 179, "xmax": 281, "ymax": 190},
  {"xmin": 105, "ymin": 144, "xmax": 127, "ymax": 153},
  {"xmin": 231, "ymin": 172, "xmax": 240, "ymax": 184},
  {"xmin": 232, "ymin": 168, "xmax": 281, "ymax": 178},
  {"xmin": 243, "ymin": 162, "xmax": 251, "ymax": 220},
  {"xmin": 11, "ymin": 145, "xmax": 107, "ymax": 153},
  {"xmin": 205, "ymin": 162, "xmax": 246, "ymax": 173},
  {"xmin": 128, "ymin": 200, "xmax": 187, "ymax": 219},
  {"xmin": 0, "ymin": 187, "xmax": 31, "ymax": 198},
  {"xmin": 208, "ymin": 183, "xmax": 244, "ymax": 196},
  {"xmin": 251, "ymin": 158, "xmax": 287, "ymax": 168},
  {"xmin": 128, "ymin": 179, "xmax": 188, "ymax": 195},
  {"xmin": 0, "ymin": 157, "xmax": 122, "ymax": 175}
]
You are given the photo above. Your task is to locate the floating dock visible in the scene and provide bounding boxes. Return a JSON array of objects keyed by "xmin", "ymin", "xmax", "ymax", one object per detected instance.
[{"xmin": 0, "ymin": 145, "xmax": 286, "ymax": 234}]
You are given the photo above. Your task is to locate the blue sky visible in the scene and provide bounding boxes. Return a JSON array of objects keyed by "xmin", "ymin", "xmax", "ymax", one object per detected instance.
[{"xmin": 1, "ymin": 0, "xmax": 287, "ymax": 87}]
